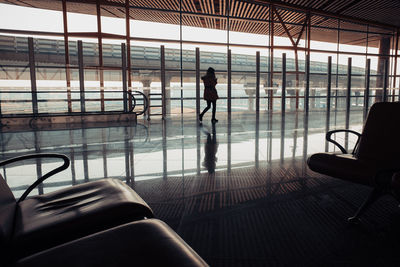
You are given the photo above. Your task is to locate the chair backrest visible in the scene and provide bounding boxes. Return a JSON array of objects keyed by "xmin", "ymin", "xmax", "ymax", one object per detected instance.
[
  {"xmin": 0, "ymin": 174, "xmax": 16, "ymax": 249},
  {"xmin": 356, "ymin": 102, "xmax": 400, "ymax": 166}
]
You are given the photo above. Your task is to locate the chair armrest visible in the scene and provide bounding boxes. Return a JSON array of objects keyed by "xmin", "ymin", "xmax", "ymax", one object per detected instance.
[
  {"xmin": 326, "ymin": 129, "xmax": 361, "ymax": 154},
  {"xmin": 0, "ymin": 153, "xmax": 70, "ymax": 202}
]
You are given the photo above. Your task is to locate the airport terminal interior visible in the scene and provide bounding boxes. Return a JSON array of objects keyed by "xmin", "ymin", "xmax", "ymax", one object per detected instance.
[{"xmin": 1, "ymin": 0, "xmax": 400, "ymax": 266}]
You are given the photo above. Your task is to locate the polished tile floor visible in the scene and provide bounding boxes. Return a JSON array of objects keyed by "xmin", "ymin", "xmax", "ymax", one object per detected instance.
[{"xmin": 2, "ymin": 110, "xmax": 400, "ymax": 266}]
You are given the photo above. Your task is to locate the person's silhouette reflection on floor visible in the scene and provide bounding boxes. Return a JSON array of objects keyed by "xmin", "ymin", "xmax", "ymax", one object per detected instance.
[{"xmin": 202, "ymin": 123, "xmax": 218, "ymax": 174}]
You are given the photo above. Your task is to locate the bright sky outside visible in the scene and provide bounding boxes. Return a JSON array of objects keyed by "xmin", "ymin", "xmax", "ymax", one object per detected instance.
[{"xmin": 0, "ymin": 3, "xmax": 381, "ymax": 69}]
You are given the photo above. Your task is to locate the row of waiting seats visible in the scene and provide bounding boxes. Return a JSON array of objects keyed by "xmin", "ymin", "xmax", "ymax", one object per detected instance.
[{"xmin": 0, "ymin": 154, "xmax": 208, "ymax": 266}]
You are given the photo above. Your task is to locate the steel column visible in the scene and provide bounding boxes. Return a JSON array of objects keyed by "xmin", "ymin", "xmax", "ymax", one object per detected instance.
[
  {"xmin": 78, "ymin": 40, "xmax": 86, "ymax": 113},
  {"xmin": 125, "ymin": 0, "xmax": 132, "ymax": 88},
  {"xmin": 281, "ymin": 53, "xmax": 286, "ymax": 115},
  {"xmin": 62, "ymin": 0, "xmax": 72, "ymax": 113},
  {"xmin": 383, "ymin": 58, "xmax": 389, "ymax": 102},
  {"xmin": 364, "ymin": 59, "xmax": 371, "ymax": 120},
  {"xmin": 393, "ymin": 30, "xmax": 399, "ymax": 102},
  {"xmin": 327, "ymin": 56, "xmax": 332, "ymax": 121},
  {"xmin": 122, "ymin": 43, "xmax": 128, "ymax": 113},
  {"xmin": 28, "ymin": 37, "xmax": 38, "ymax": 115},
  {"xmin": 196, "ymin": 47, "xmax": 200, "ymax": 117},
  {"xmin": 161, "ymin": 45, "xmax": 166, "ymax": 119},
  {"xmin": 256, "ymin": 51, "xmax": 260, "ymax": 113},
  {"xmin": 305, "ymin": 12, "xmax": 311, "ymax": 114},
  {"xmin": 180, "ymin": 0, "xmax": 183, "ymax": 114},
  {"xmin": 269, "ymin": 5, "xmax": 274, "ymax": 111},
  {"xmin": 325, "ymin": 56, "xmax": 332, "ymax": 152},
  {"xmin": 228, "ymin": 49, "xmax": 232, "ymax": 115},
  {"xmin": 346, "ymin": 57, "xmax": 352, "ymax": 131},
  {"xmin": 294, "ymin": 49, "xmax": 299, "ymax": 109},
  {"xmin": 305, "ymin": 54, "xmax": 310, "ymax": 114},
  {"xmin": 96, "ymin": 0, "xmax": 105, "ymax": 111}
]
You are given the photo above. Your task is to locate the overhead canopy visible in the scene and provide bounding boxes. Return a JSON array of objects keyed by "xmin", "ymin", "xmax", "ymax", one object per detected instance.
[{"xmin": 1, "ymin": 0, "xmax": 398, "ymax": 47}]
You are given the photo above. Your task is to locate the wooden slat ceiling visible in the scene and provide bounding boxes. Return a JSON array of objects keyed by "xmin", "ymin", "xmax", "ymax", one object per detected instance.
[{"xmin": 1, "ymin": 0, "xmax": 398, "ymax": 47}]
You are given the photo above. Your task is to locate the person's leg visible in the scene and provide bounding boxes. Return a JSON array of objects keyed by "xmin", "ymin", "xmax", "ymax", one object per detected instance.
[
  {"xmin": 200, "ymin": 100, "xmax": 211, "ymax": 121},
  {"xmin": 211, "ymin": 100, "xmax": 217, "ymax": 122}
]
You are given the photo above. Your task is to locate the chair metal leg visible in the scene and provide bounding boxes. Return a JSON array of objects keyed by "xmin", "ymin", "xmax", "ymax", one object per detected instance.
[{"xmin": 347, "ymin": 188, "xmax": 383, "ymax": 225}]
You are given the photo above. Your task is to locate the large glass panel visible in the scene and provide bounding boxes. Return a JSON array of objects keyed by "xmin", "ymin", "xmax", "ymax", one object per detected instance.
[
  {"xmin": 310, "ymin": 16, "xmax": 338, "ymax": 52},
  {"xmin": 0, "ymin": 3, "xmax": 63, "ymax": 33},
  {"xmin": 182, "ymin": 13, "xmax": 228, "ymax": 119},
  {"xmin": 67, "ymin": 3, "xmax": 97, "ymax": 33},
  {"xmin": 339, "ymin": 21, "xmax": 367, "ymax": 53},
  {"xmin": 101, "ymin": 5, "xmax": 126, "ymax": 36},
  {"xmin": 33, "ymin": 37, "xmax": 68, "ymax": 114},
  {"xmin": 0, "ymin": 35, "xmax": 31, "ymax": 115},
  {"xmin": 229, "ymin": 18, "xmax": 268, "ymax": 115},
  {"xmin": 130, "ymin": 11, "xmax": 180, "ymax": 117}
]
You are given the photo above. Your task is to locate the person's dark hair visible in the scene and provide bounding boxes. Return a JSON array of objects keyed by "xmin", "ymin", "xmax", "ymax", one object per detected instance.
[{"xmin": 202, "ymin": 67, "xmax": 216, "ymax": 80}]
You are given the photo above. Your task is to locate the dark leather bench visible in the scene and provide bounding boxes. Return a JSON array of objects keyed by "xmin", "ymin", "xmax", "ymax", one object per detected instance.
[
  {"xmin": 16, "ymin": 219, "xmax": 208, "ymax": 267},
  {"xmin": 0, "ymin": 153, "xmax": 208, "ymax": 266}
]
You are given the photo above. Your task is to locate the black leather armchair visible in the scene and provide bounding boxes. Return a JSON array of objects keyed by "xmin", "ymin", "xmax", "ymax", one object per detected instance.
[
  {"xmin": 307, "ymin": 102, "xmax": 400, "ymax": 223},
  {"xmin": 16, "ymin": 219, "xmax": 208, "ymax": 267},
  {"xmin": 0, "ymin": 154, "xmax": 154, "ymax": 261}
]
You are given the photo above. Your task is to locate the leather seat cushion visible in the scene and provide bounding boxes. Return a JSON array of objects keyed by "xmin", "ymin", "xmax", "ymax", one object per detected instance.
[
  {"xmin": 13, "ymin": 178, "xmax": 154, "ymax": 258},
  {"xmin": 307, "ymin": 153, "xmax": 379, "ymax": 186},
  {"xmin": 16, "ymin": 219, "xmax": 208, "ymax": 267}
]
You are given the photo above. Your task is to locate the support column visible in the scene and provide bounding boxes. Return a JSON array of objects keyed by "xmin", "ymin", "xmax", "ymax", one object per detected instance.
[
  {"xmin": 325, "ymin": 56, "xmax": 332, "ymax": 152},
  {"xmin": 228, "ymin": 49, "xmax": 232, "ymax": 116},
  {"xmin": 383, "ymin": 58, "xmax": 389, "ymax": 102},
  {"xmin": 161, "ymin": 45, "xmax": 166, "ymax": 120},
  {"xmin": 165, "ymin": 75, "xmax": 172, "ymax": 115},
  {"xmin": 96, "ymin": 0, "xmax": 105, "ymax": 111},
  {"xmin": 364, "ymin": 59, "xmax": 371, "ymax": 120},
  {"xmin": 122, "ymin": 43, "xmax": 128, "ymax": 113},
  {"xmin": 346, "ymin": 57, "xmax": 352, "ymax": 130},
  {"xmin": 78, "ymin": 40, "xmax": 86, "ymax": 113},
  {"xmin": 244, "ymin": 87, "xmax": 255, "ymax": 111},
  {"xmin": 294, "ymin": 49, "xmax": 299, "ymax": 109},
  {"xmin": 256, "ymin": 51, "xmax": 260, "ymax": 113},
  {"xmin": 394, "ymin": 30, "xmax": 399, "ymax": 101},
  {"xmin": 28, "ymin": 37, "xmax": 38, "ymax": 115},
  {"xmin": 326, "ymin": 56, "xmax": 332, "ymax": 120},
  {"xmin": 376, "ymin": 37, "xmax": 390, "ymax": 102},
  {"xmin": 305, "ymin": 12, "xmax": 311, "ymax": 114},
  {"xmin": 269, "ymin": 6, "xmax": 274, "ymax": 111},
  {"xmin": 196, "ymin": 47, "xmax": 200, "ymax": 117},
  {"xmin": 393, "ymin": 30, "xmax": 399, "ymax": 101},
  {"xmin": 281, "ymin": 53, "xmax": 286, "ymax": 115},
  {"xmin": 345, "ymin": 57, "xmax": 352, "ymax": 151},
  {"xmin": 305, "ymin": 54, "xmax": 310, "ymax": 114},
  {"xmin": 125, "ymin": 0, "xmax": 132, "ymax": 88},
  {"xmin": 62, "ymin": 0, "xmax": 72, "ymax": 113}
]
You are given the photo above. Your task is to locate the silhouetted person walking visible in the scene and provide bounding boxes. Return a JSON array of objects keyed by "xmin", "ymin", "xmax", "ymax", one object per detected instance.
[{"xmin": 199, "ymin": 67, "xmax": 219, "ymax": 123}]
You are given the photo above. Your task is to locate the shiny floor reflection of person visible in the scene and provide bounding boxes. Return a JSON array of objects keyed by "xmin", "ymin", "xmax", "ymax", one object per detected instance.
[{"xmin": 202, "ymin": 123, "xmax": 218, "ymax": 174}]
